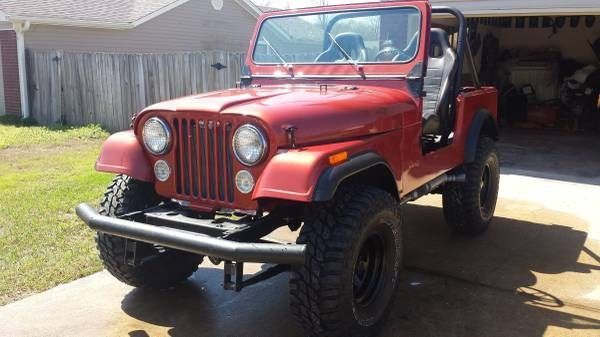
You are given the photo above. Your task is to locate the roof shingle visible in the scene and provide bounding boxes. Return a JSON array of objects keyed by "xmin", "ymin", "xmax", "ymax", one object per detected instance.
[{"xmin": 0, "ymin": 0, "xmax": 188, "ymax": 24}]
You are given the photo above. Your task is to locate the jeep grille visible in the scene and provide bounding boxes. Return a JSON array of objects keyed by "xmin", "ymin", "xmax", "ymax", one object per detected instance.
[{"xmin": 172, "ymin": 118, "xmax": 235, "ymax": 203}]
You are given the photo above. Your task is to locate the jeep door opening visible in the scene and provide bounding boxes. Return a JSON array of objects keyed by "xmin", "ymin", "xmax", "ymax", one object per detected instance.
[{"xmin": 77, "ymin": 2, "xmax": 499, "ymax": 336}]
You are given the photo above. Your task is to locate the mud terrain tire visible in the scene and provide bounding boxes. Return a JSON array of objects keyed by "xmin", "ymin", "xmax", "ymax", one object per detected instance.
[
  {"xmin": 443, "ymin": 136, "xmax": 500, "ymax": 235},
  {"xmin": 96, "ymin": 174, "xmax": 203, "ymax": 289},
  {"xmin": 290, "ymin": 185, "xmax": 402, "ymax": 337}
]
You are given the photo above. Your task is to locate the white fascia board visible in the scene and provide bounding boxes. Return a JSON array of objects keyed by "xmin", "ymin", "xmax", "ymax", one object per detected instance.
[
  {"xmin": 235, "ymin": 0, "xmax": 263, "ymax": 18},
  {"xmin": 130, "ymin": 0, "xmax": 191, "ymax": 28},
  {"xmin": 8, "ymin": 15, "xmax": 132, "ymax": 29}
]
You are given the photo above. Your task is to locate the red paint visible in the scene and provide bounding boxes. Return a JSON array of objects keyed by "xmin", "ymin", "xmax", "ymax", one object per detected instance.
[
  {"xmin": 95, "ymin": 1, "xmax": 498, "ymax": 211},
  {"xmin": 137, "ymin": 85, "xmax": 416, "ymax": 147},
  {"xmin": 95, "ymin": 131, "xmax": 153, "ymax": 182}
]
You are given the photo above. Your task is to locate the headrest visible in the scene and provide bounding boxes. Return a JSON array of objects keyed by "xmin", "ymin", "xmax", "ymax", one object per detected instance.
[{"xmin": 430, "ymin": 28, "xmax": 451, "ymax": 52}]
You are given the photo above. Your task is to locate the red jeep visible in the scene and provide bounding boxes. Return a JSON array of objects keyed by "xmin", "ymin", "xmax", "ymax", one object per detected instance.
[{"xmin": 77, "ymin": 1, "xmax": 499, "ymax": 336}]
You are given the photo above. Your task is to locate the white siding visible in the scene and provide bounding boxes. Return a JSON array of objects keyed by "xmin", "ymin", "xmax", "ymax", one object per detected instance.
[{"xmin": 23, "ymin": 0, "xmax": 256, "ymax": 53}]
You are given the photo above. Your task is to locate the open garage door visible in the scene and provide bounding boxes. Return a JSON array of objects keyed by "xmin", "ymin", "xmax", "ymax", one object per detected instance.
[
  {"xmin": 430, "ymin": 0, "xmax": 600, "ymax": 17},
  {"xmin": 433, "ymin": 1, "xmax": 600, "ymax": 184}
]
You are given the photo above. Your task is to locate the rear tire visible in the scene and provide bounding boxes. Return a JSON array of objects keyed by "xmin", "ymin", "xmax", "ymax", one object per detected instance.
[
  {"xmin": 290, "ymin": 185, "xmax": 402, "ymax": 337},
  {"xmin": 442, "ymin": 137, "xmax": 500, "ymax": 235},
  {"xmin": 96, "ymin": 174, "xmax": 203, "ymax": 289}
]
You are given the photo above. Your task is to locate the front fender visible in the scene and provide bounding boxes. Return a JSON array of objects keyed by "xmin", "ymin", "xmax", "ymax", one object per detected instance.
[
  {"xmin": 95, "ymin": 130, "xmax": 153, "ymax": 182},
  {"xmin": 252, "ymin": 140, "xmax": 364, "ymax": 202}
]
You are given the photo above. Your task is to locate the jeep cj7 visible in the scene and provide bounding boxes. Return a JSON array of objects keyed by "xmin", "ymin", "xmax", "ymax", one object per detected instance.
[{"xmin": 77, "ymin": 1, "xmax": 499, "ymax": 336}]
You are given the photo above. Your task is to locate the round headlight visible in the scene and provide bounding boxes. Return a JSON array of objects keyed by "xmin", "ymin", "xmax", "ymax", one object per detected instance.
[
  {"xmin": 235, "ymin": 170, "xmax": 255, "ymax": 194},
  {"xmin": 232, "ymin": 124, "xmax": 267, "ymax": 166},
  {"xmin": 154, "ymin": 160, "xmax": 171, "ymax": 182},
  {"xmin": 142, "ymin": 117, "xmax": 171, "ymax": 155}
]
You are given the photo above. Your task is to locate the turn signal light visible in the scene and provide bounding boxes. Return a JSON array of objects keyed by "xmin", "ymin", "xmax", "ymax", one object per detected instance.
[{"xmin": 328, "ymin": 151, "xmax": 348, "ymax": 166}]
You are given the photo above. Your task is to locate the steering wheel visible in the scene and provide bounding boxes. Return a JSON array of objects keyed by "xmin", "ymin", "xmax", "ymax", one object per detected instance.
[
  {"xmin": 392, "ymin": 51, "xmax": 410, "ymax": 62},
  {"xmin": 375, "ymin": 47, "xmax": 400, "ymax": 62},
  {"xmin": 375, "ymin": 39, "xmax": 411, "ymax": 62},
  {"xmin": 375, "ymin": 48, "xmax": 410, "ymax": 62}
]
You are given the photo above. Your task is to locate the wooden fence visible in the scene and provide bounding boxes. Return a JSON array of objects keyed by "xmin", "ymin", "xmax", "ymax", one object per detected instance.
[{"xmin": 27, "ymin": 50, "xmax": 246, "ymax": 131}]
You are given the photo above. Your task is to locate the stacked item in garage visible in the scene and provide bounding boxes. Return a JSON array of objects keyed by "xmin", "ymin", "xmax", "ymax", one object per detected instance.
[{"xmin": 477, "ymin": 16, "xmax": 600, "ymax": 131}]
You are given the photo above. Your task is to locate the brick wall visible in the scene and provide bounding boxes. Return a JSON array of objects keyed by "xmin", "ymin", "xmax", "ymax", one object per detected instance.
[{"xmin": 0, "ymin": 30, "xmax": 21, "ymax": 116}]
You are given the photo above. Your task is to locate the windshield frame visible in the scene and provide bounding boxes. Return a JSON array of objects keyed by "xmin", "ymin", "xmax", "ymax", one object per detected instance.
[{"xmin": 251, "ymin": 5, "xmax": 423, "ymax": 67}]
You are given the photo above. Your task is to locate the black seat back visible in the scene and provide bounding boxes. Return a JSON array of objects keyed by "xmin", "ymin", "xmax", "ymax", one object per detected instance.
[
  {"xmin": 316, "ymin": 32, "xmax": 367, "ymax": 62},
  {"xmin": 422, "ymin": 28, "xmax": 457, "ymax": 135}
]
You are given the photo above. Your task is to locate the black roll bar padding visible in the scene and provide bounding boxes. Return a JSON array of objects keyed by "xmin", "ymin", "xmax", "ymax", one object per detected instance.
[
  {"xmin": 76, "ymin": 203, "xmax": 306, "ymax": 265},
  {"xmin": 431, "ymin": 6, "xmax": 467, "ymax": 103}
]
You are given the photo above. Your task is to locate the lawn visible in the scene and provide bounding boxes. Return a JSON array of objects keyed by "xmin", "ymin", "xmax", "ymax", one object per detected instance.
[{"xmin": 0, "ymin": 115, "xmax": 113, "ymax": 305}]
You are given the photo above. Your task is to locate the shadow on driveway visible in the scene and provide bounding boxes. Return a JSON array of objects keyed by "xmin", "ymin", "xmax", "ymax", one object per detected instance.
[{"xmin": 117, "ymin": 202, "xmax": 600, "ymax": 337}]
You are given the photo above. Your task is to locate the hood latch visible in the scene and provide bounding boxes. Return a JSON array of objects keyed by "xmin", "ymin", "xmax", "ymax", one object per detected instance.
[{"xmin": 284, "ymin": 125, "xmax": 298, "ymax": 148}]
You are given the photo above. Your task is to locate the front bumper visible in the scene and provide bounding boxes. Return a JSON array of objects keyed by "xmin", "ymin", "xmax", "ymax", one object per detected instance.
[{"xmin": 76, "ymin": 204, "xmax": 306, "ymax": 265}]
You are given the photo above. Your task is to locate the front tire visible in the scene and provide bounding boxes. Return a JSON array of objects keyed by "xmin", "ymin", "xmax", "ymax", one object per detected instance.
[
  {"xmin": 96, "ymin": 174, "xmax": 203, "ymax": 289},
  {"xmin": 290, "ymin": 185, "xmax": 402, "ymax": 337},
  {"xmin": 443, "ymin": 136, "xmax": 500, "ymax": 235}
]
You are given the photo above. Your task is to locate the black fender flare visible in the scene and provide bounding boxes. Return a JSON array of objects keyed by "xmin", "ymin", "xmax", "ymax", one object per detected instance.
[
  {"xmin": 312, "ymin": 152, "xmax": 395, "ymax": 202},
  {"xmin": 464, "ymin": 109, "xmax": 498, "ymax": 163}
]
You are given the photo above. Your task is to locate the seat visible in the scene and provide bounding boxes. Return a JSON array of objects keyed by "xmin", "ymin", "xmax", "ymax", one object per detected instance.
[
  {"xmin": 422, "ymin": 28, "xmax": 457, "ymax": 135},
  {"xmin": 316, "ymin": 32, "xmax": 367, "ymax": 63}
]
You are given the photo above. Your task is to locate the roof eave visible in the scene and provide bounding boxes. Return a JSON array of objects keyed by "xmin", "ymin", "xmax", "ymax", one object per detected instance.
[
  {"xmin": 4, "ymin": 0, "xmax": 260, "ymax": 30},
  {"xmin": 235, "ymin": 0, "xmax": 262, "ymax": 18},
  {"xmin": 2, "ymin": 0, "xmax": 192, "ymax": 30},
  {"xmin": 7, "ymin": 15, "xmax": 133, "ymax": 30}
]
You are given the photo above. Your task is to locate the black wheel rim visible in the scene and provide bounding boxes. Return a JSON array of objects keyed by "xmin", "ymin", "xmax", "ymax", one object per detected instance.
[
  {"xmin": 353, "ymin": 233, "xmax": 385, "ymax": 305},
  {"xmin": 479, "ymin": 162, "xmax": 494, "ymax": 219}
]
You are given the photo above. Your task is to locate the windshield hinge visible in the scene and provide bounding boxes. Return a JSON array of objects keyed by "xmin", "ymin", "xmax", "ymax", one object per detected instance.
[{"xmin": 407, "ymin": 62, "xmax": 425, "ymax": 96}]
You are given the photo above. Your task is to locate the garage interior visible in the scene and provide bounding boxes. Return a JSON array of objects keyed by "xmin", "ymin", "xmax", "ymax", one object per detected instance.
[
  {"xmin": 439, "ymin": 13, "xmax": 600, "ymax": 183},
  {"xmin": 472, "ymin": 14, "xmax": 600, "ymax": 182}
]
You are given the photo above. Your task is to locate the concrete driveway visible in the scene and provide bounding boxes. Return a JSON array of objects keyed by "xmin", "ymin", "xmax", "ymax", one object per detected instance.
[{"xmin": 1, "ymin": 173, "xmax": 599, "ymax": 337}]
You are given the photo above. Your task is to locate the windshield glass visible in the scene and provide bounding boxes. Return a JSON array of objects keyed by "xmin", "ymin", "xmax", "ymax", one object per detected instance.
[{"xmin": 253, "ymin": 7, "xmax": 421, "ymax": 65}]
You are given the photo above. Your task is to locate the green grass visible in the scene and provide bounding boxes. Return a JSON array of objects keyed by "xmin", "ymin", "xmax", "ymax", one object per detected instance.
[
  {"xmin": 0, "ymin": 118, "xmax": 113, "ymax": 305},
  {"xmin": 0, "ymin": 115, "xmax": 107, "ymax": 149}
]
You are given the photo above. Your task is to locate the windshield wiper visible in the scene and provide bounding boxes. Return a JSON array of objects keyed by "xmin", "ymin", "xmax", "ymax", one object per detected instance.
[
  {"xmin": 262, "ymin": 37, "xmax": 293, "ymax": 77},
  {"xmin": 327, "ymin": 33, "xmax": 366, "ymax": 79}
]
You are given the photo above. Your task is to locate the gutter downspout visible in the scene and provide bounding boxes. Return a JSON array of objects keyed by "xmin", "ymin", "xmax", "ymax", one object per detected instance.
[{"xmin": 12, "ymin": 21, "xmax": 30, "ymax": 119}]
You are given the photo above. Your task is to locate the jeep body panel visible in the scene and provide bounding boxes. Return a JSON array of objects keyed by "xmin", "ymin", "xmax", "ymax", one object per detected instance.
[
  {"xmin": 401, "ymin": 87, "xmax": 497, "ymax": 193},
  {"xmin": 95, "ymin": 130, "xmax": 153, "ymax": 182},
  {"xmin": 119, "ymin": 85, "xmax": 416, "ymax": 209},
  {"xmin": 97, "ymin": 85, "xmax": 496, "ymax": 205},
  {"xmin": 134, "ymin": 85, "xmax": 414, "ymax": 147}
]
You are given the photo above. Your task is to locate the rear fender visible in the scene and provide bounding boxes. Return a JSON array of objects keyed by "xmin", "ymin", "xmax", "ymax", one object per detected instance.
[
  {"xmin": 464, "ymin": 109, "xmax": 498, "ymax": 163},
  {"xmin": 95, "ymin": 130, "xmax": 153, "ymax": 182}
]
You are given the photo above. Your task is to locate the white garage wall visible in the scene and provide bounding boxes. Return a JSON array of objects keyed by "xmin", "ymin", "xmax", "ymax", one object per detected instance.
[
  {"xmin": 498, "ymin": 17, "xmax": 600, "ymax": 64},
  {"xmin": 430, "ymin": 0, "xmax": 600, "ymax": 17}
]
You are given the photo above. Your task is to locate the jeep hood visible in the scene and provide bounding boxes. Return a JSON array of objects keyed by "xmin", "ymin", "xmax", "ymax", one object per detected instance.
[{"xmin": 141, "ymin": 85, "xmax": 416, "ymax": 146}]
